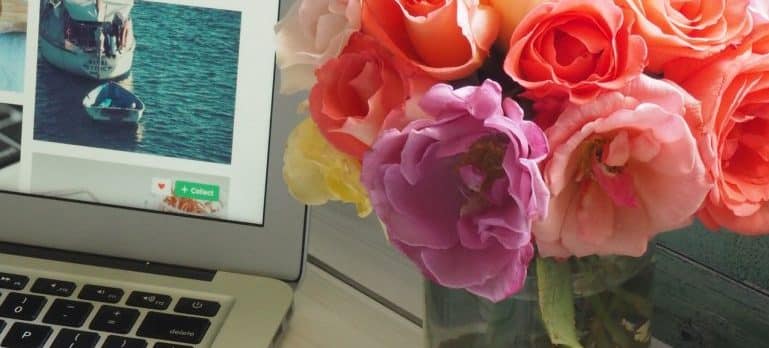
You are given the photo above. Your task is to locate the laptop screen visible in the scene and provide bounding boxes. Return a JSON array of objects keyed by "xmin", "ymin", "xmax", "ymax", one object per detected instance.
[{"xmin": 0, "ymin": 0, "xmax": 276, "ymax": 226}]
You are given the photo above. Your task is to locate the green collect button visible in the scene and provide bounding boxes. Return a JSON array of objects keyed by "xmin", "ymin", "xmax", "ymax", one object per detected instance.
[{"xmin": 174, "ymin": 181, "xmax": 220, "ymax": 202}]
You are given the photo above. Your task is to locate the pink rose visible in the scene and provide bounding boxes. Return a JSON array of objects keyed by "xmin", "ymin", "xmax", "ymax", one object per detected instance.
[
  {"xmin": 534, "ymin": 76, "xmax": 710, "ymax": 258},
  {"xmin": 361, "ymin": 0, "xmax": 500, "ymax": 80},
  {"xmin": 275, "ymin": 0, "xmax": 360, "ymax": 94},
  {"xmin": 361, "ymin": 80, "xmax": 549, "ymax": 302},
  {"xmin": 310, "ymin": 33, "xmax": 436, "ymax": 160},
  {"xmin": 666, "ymin": 25, "xmax": 769, "ymax": 235},
  {"xmin": 503, "ymin": 0, "xmax": 647, "ymax": 104},
  {"xmin": 617, "ymin": 0, "xmax": 754, "ymax": 71}
]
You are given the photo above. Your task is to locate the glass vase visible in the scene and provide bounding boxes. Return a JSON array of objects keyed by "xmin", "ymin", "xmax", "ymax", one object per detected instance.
[{"xmin": 424, "ymin": 245, "xmax": 655, "ymax": 348}]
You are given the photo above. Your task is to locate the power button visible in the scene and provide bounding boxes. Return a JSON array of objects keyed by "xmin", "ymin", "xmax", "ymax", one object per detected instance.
[{"xmin": 174, "ymin": 298, "xmax": 220, "ymax": 317}]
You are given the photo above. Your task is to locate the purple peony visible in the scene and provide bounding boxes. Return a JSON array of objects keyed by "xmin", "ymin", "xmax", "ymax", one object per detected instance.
[{"xmin": 361, "ymin": 80, "xmax": 550, "ymax": 302}]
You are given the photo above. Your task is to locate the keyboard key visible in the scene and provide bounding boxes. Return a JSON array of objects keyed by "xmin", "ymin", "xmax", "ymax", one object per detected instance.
[
  {"xmin": 174, "ymin": 298, "xmax": 220, "ymax": 317},
  {"xmin": 50, "ymin": 329, "xmax": 99, "ymax": 348},
  {"xmin": 154, "ymin": 343, "xmax": 192, "ymax": 348},
  {"xmin": 0, "ymin": 273, "xmax": 29, "ymax": 290},
  {"xmin": 103, "ymin": 336, "xmax": 147, "ymax": 348},
  {"xmin": 89, "ymin": 306, "xmax": 139, "ymax": 334},
  {"xmin": 126, "ymin": 291, "xmax": 171, "ymax": 310},
  {"xmin": 79, "ymin": 285, "xmax": 124, "ymax": 304},
  {"xmin": 1, "ymin": 322, "xmax": 52, "ymax": 348},
  {"xmin": 31, "ymin": 278, "xmax": 76, "ymax": 297},
  {"xmin": 137, "ymin": 312, "xmax": 210, "ymax": 344},
  {"xmin": 43, "ymin": 299, "xmax": 93, "ymax": 327},
  {"xmin": 0, "ymin": 293, "xmax": 46, "ymax": 321}
]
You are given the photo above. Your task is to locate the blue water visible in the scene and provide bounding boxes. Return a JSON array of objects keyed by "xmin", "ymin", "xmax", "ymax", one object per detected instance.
[
  {"xmin": 0, "ymin": 32, "xmax": 26, "ymax": 93},
  {"xmin": 34, "ymin": 1, "xmax": 241, "ymax": 164}
]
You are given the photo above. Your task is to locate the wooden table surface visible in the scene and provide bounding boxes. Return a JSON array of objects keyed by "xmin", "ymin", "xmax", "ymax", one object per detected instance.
[{"xmin": 285, "ymin": 264, "xmax": 422, "ymax": 348}]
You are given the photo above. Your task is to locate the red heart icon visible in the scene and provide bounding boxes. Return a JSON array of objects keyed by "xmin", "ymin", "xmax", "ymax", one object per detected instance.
[{"xmin": 158, "ymin": 183, "xmax": 166, "ymax": 189}]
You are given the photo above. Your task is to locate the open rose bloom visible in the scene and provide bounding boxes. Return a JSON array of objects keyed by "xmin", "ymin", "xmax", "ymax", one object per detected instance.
[
  {"xmin": 278, "ymin": 0, "xmax": 768, "ymax": 307},
  {"xmin": 534, "ymin": 76, "xmax": 710, "ymax": 257},
  {"xmin": 362, "ymin": 81, "xmax": 549, "ymax": 301}
]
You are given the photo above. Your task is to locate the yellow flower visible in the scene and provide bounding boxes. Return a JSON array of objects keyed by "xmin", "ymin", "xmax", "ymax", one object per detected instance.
[
  {"xmin": 283, "ymin": 117, "xmax": 372, "ymax": 217},
  {"xmin": 489, "ymin": 0, "xmax": 545, "ymax": 50}
]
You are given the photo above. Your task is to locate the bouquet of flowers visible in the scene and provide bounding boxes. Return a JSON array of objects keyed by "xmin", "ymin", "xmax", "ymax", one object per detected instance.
[{"xmin": 276, "ymin": 0, "xmax": 769, "ymax": 346}]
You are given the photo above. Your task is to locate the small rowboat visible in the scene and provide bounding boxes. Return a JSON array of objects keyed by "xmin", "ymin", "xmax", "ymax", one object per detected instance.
[{"xmin": 82, "ymin": 81, "xmax": 144, "ymax": 123}]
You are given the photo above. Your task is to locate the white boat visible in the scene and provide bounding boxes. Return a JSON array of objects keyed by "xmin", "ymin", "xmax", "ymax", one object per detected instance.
[
  {"xmin": 82, "ymin": 81, "xmax": 144, "ymax": 123},
  {"xmin": 40, "ymin": 0, "xmax": 136, "ymax": 80}
]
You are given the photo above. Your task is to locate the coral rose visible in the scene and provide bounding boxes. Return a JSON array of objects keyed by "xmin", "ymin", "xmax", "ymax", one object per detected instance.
[
  {"xmin": 361, "ymin": 80, "xmax": 549, "ymax": 302},
  {"xmin": 310, "ymin": 33, "xmax": 437, "ymax": 160},
  {"xmin": 534, "ymin": 76, "xmax": 710, "ymax": 258},
  {"xmin": 488, "ymin": 0, "xmax": 545, "ymax": 49},
  {"xmin": 666, "ymin": 25, "xmax": 769, "ymax": 235},
  {"xmin": 617, "ymin": 0, "xmax": 753, "ymax": 71},
  {"xmin": 275, "ymin": 0, "xmax": 360, "ymax": 94},
  {"xmin": 361, "ymin": 0, "xmax": 500, "ymax": 81},
  {"xmin": 504, "ymin": 0, "xmax": 647, "ymax": 104},
  {"xmin": 283, "ymin": 118, "xmax": 372, "ymax": 217}
]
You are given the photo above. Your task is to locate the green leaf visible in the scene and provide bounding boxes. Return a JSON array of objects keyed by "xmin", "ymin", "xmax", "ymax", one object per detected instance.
[{"xmin": 537, "ymin": 257, "xmax": 584, "ymax": 348}]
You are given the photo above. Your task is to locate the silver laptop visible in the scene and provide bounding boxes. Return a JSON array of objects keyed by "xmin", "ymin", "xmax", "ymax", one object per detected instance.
[{"xmin": 0, "ymin": 0, "xmax": 307, "ymax": 347}]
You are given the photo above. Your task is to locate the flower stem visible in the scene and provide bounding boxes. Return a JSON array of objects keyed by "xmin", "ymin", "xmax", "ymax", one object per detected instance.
[{"xmin": 588, "ymin": 294, "xmax": 633, "ymax": 347}]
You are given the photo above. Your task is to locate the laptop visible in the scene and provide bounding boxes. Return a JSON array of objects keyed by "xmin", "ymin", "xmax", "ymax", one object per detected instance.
[{"xmin": 0, "ymin": 0, "xmax": 307, "ymax": 347}]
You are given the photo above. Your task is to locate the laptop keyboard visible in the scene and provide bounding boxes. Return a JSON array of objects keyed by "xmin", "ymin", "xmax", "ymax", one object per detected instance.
[{"xmin": 0, "ymin": 271, "xmax": 224, "ymax": 348}]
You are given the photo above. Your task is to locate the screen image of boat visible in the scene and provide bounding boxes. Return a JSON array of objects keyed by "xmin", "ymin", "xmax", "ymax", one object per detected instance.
[
  {"xmin": 40, "ymin": 0, "xmax": 135, "ymax": 80},
  {"xmin": 83, "ymin": 81, "xmax": 144, "ymax": 123}
]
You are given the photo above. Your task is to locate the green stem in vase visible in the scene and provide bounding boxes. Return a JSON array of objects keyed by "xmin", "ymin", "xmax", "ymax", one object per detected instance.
[
  {"xmin": 610, "ymin": 288, "xmax": 653, "ymax": 319},
  {"xmin": 588, "ymin": 292, "xmax": 634, "ymax": 347},
  {"xmin": 536, "ymin": 257, "xmax": 584, "ymax": 348}
]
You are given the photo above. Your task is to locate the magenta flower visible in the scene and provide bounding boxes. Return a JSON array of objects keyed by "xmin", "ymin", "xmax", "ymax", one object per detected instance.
[{"xmin": 361, "ymin": 80, "xmax": 550, "ymax": 302}]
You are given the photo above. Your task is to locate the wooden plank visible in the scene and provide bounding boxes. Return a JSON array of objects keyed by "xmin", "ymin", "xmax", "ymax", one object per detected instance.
[
  {"xmin": 659, "ymin": 223, "xmax": 769, "ymax": 291},
  {"xmin": 652, "ymin": 245, "xmax": 769, "ymax": 347}
]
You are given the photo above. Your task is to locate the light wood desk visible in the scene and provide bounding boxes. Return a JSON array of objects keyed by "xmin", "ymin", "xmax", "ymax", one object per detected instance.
[{"xmin": 285, "ymin": 264, "xmax": 422, "ymax": 348}]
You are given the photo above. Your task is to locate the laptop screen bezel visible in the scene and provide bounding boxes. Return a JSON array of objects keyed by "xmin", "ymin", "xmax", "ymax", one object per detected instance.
[{"xmin": 0, "ymin": 0, "xmax": 309, "ymax": 282}]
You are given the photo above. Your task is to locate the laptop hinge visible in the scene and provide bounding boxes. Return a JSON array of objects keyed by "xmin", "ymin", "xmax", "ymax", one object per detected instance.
[{"xmin": 0, "ymin": 242, "xmax": 216, "ymax": 281}]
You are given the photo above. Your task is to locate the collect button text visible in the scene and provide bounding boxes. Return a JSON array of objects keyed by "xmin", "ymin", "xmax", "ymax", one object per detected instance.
[{"xmin": 173, "ymin": 181, "xmax": 220, "ymax": 202}]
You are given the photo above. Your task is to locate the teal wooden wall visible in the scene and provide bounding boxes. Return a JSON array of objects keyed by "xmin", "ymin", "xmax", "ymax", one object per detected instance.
[{"xmin": 653, "ymin": 224, "xmax": 769, "ymax": 347}]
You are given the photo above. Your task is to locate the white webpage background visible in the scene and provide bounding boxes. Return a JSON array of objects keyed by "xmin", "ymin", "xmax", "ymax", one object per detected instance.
[{"xmin": 17, "ymin": 0, "xmax": 276, "ymax": 225}]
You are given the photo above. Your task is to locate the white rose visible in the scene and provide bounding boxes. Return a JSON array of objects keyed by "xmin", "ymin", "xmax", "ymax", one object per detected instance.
[{"xmin": 275, "ymin": 0, "xmax": 361, "ymax": 94}]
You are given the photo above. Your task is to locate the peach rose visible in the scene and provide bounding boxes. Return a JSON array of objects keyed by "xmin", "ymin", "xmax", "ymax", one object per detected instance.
[
  {"xmin": 617, "ymin": 0, "xmax": 754, "ymax": 72},
  {"xmin": 534, "ymin": 76, "xmax": 710, "ymax": 258},
  {"xmin": 361, "ymin": 0, "xmax": 499, "ymax": 80},
  {"xmin": 503, "ymin": 0, "xmax": 647, "ymax": 104},
  {"xmin": 488, "ymin": 0, "xmax": 544, "ymax": 49},
  {"xmin": 275, "ymin": 0, "xmax": 360, "ymax": 94},
  {"xmin": 309, "ymin": 33, "xmax": 437, "ymax": 160},
  {"xmin": 666, "ymin": 25, "xmax": 769, "ymax": 235}
]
